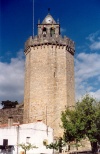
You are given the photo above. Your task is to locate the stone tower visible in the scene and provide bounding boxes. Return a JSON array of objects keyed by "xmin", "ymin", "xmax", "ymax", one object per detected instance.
[{"xmin": 23, "ymin": 13, "xmax": 75, "ymax": 137}]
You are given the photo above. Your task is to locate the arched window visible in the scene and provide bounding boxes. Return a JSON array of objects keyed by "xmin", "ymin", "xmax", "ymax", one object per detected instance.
[
  {"xmin": 50, "ymin": 27, "xmax": 55, "ymax": 37},
  {"xmin": 42, "ymin": 26, "xmax": 47, "ymax": 37}
]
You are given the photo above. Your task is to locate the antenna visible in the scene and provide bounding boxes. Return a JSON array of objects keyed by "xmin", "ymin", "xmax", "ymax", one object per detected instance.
[
  {"xmin": 46, "ymin": 105, "xmax": 48, "ymax": 136},
  {"xmin": 33, "ymin": 0, "xmax": 34, "ymax": 37}
]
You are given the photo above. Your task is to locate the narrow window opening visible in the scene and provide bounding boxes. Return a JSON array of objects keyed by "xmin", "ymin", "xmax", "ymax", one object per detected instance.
[
  {"xmin": 54, "ymin": 72, "xmax": 55, "ymax": 77},
  {"xmin": 42, "ymin": 27, "xmax": 47, "ymax": 37},
  {"xmin": 50, "ymin": 27, "xmax": 55, "ymax": 37}
]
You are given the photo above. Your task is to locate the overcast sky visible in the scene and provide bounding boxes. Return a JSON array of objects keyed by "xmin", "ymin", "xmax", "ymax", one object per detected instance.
[{"xmin": 0, "ymin": 0, "xmax": 100, "ymax": 105}]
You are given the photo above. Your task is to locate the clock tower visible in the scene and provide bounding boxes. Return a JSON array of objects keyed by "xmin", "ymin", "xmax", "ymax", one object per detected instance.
[{"xmin": 23, "ymin": 13, "xmax": 75, "ymax": 137}]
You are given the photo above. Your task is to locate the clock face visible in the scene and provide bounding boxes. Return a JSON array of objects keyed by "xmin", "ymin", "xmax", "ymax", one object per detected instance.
[{"xmin": 45, "ymin": 17, "xmax": 52, "ymax": 23}]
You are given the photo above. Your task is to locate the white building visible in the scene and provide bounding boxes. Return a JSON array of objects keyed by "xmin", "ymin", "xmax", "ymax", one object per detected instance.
[{"xmin": 0, "ymin": 121, "xmax": 53, "ymax": 154}]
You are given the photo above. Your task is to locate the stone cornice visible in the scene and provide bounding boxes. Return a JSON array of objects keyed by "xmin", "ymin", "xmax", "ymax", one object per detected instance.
[{"xmin": 24, "ymin": 35, "xmax": 75, "ymax": 55}]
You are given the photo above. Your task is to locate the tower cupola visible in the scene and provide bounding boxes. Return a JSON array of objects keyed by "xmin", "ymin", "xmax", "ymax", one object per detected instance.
[
  {"xmin": 38, "ymin": 14, "xmax": 60, "ymax": 37},
  {"xmin": 25, "ymin": 13, "xmax": 75, "ymax": 56}
]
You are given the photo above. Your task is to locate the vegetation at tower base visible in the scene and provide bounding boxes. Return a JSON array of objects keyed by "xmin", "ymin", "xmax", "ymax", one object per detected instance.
[
  {"xmin": 1, "ymin": 100, "xmax": 18, "ymax": 109},
  {"xmin": 46, "ymin": 137, "xmax": 65, "ymax": 153},
  {"xmin": 46, "ymin": 141, "xmax": 59, "ymax": 151},
  {"xmin": 61, "ymin": 94, "xmax": 100, "ymax": 152},
  {"xmin": 18, "ymin": 143, "xmax": 37, "ymax": 154}
]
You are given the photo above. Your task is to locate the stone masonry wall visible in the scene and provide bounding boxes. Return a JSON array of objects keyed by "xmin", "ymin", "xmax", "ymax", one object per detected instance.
[
  {"xmin": 0, "ymin": 104, "xmax": 23, "ymax": 124},
  {"xmin": 23, "ymin": 43, "xmax": 75, "ymax": 137}
]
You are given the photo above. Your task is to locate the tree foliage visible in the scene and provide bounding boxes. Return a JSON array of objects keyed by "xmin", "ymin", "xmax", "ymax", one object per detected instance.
[
  {"xmin": 1, "ymin": 100, "xmax": 18, "ymax": 109},
  {"xmin": 61, "ymin": 94, "xmax": 100, "ymax": 152},
  {"xmin": 18, "ymin": 143, "xmax": 37, "ymax": 154},
  {"xmin": 46, "ymin": 141, "xmax": 59, "ymax": 151},
  {"xmin": 46, "ymin": 138, "xmax": 66, "ymax": 153}
]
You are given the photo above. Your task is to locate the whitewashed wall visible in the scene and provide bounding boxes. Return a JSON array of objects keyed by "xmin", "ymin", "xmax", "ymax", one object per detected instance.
[{"xmin": 0, "ymin": 121, "xmax": 53, "ymax": 154}]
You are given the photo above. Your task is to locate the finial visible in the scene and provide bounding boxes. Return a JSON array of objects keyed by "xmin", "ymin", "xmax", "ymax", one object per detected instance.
[
  {"xmin": 57, "ymin": 18, "xmax": 59, "ymax": 24},
  {"xmin": 38, "ymin": 19, "xmax": 40, "ymax": 24},
  {"xmin": 48, "ymin": 8, "xmax": 50, "ymax": 14}
]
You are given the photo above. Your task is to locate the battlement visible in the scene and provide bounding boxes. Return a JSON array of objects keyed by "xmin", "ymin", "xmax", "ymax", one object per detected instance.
[{"xmin": 24, "ymin": 35, "xmax": 75, "ymax": 55}]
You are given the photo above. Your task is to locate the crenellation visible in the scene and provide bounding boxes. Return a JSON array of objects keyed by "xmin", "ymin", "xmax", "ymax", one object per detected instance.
[{"xmin": 25, "ymin": 35, "xmax": 75, "ymax": 55}]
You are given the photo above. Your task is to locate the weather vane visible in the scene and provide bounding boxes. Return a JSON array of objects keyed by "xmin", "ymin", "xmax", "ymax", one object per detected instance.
[{"xmin": 48, "ymin": 8, "xmax": 50, "ymax": 14}]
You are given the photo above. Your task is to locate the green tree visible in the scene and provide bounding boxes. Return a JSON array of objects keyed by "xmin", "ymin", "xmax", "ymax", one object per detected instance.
[
  {"xmin": 76, "ymin": 95, "xmax": 100, "ymax": 152},
  {"xmin": 61, "ymin": 108, "xmax": 85, "ymax": 151},
  {"xmin": 61, "ymin": 94, "xmax": 100, "ymax": 153},
  {"xmin": 18, "ymin": 143, "xmax": 37, "ymax": 154},
  {"xmin": 46, "ymin": 141, "xmax": 59, "ymax": 151},
  {"xmin": 46, "ymin": 138, "xmax": 66, "ymax": 153}
]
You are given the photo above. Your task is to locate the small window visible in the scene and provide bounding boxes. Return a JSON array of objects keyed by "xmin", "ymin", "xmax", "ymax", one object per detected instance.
[
  {"xmin": 50, "ymin": 27, "xmax": 55, "ymax": 37},
  {"xmin": 3, "ymin": 139, "xmax": 8, "ymax": 146},
  {"xmin": 43, "ymin": 27, "xmax": 47, "ymax": 32},
  {"xmin": 26, "ymin": 137, "xmax": 30, "ymax": 143},
  {"xmin": 42, "ymin": 27, "xmax": 47, "ymax": 37}
]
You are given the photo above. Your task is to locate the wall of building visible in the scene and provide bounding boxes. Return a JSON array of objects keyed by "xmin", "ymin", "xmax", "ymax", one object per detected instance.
[
  {"xmin": 0, "ymin": 122, "xmax": 53, "ymax": 154},
  {"xmin": 24, "ymin": 43, "xmax": 75, "ymax": 137},
  {"xmin": 0, "ymin": 104, "xmax": 23, "ymax": 124}
]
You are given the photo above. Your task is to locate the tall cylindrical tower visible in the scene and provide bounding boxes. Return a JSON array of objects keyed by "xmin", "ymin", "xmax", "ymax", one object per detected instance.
[{"xmin": 23, "ymin": 14, "xmax": 75, "ymax": 137}]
